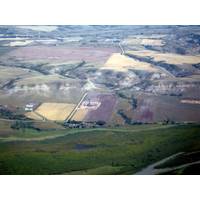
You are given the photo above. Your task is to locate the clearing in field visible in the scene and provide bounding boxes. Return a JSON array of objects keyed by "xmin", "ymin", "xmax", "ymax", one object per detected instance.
[
  {"xmin": 181, "ymin": 99, "xmax": 200, "ymax": 105},
  {"xmin": 3, "ymin": 40, "xmax": 33, "ymax": 47},
  {"xmin": 35, "ymin": 103, "xmax": 76, "ymax": 121},
  {"xmin": 103, "ymin": 53, "xmax": 158, "ymax": 72},
  {"xmin": 127, "ymin": 50, "xmax": 200, "ymax": 65},
  {"xmin": 123, "ymin": 37, "xmax": 165, "ymax": 46}
]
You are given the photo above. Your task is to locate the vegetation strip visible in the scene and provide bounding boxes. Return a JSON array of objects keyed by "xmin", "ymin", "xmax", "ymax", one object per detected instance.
[{"xmin": 0, "ymin": 125, "xmax": 176, "ymax": 142}]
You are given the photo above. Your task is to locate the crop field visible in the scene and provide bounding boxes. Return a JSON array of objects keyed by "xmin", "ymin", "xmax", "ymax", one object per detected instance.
[
  {"xmin": 71, "ymin": 108, "xmax": 89, "ymax": 121},
  {"xmin": 25, "ymin": 111, "xmax": 44, "ymax": 120},
  {"xmin": 34, "ymin": 103, "xmax": 76, "ymax": 121},
  {"xmin": 0, "ymin": 124, "xmax": 199, "ymax": 174},
  {"xmin": 70, "ymin": 92, "xmax": 117, "ymax": 122},
  {"xmin": 103, "ymin": 53, "xmax": 158, "ymax": 72},
  {"xmin": 132, "ymin": 94, "xmax": 200, "ymax": 123},
  {"xmin": 127, "ymin": 50, "xmax": 200, "ymax": 65},
  {"xmin": 83, "ymin": 93, "xmax": 117, "ymax": 122},
  {"xmin": 2, "ymin": 46, "xmax": 118, "ymax": 64}
]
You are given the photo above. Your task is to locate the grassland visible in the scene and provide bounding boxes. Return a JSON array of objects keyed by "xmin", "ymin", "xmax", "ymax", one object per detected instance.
[
  {"xmin": 103, "ymin": 53, "xmax": 158, "ymax": 72},
  {"xmin": 0, "ymin": 66, "xmax": 31, "ymax": 84},
  {"xmin": 0, "ymin": 124, "xmax": 199, "ymax": 174},
  {"xmin": 0, "ymin": 120, "xmax": 65, "ymax": 137},
  {"xmin": 34, "ymin": 103, "xmax": 76, "ymax": 121}
]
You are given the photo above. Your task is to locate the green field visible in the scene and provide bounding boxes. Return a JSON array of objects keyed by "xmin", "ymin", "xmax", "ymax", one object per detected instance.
[{"xmin": 0, "ymin": 124, "xmax": 199, "ymax": 174}]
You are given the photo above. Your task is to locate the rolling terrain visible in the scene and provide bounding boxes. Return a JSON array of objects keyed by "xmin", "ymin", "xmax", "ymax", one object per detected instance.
[{"xmin": 0, "ymin": 25, "xmax": 200, "ymax": 174}]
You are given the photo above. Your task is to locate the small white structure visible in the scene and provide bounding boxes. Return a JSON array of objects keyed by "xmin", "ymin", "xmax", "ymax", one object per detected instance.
[
  {"xmin": 80, "ymin": 99, "xmax": 101, "ymax": 110},
  {"xmin": 25, "ymin": 103, "xmax": 34, "ymax": 112}
]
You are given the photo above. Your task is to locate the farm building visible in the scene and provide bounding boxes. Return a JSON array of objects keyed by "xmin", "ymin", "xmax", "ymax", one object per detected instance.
[{"xmin": 25, "ymin": 103, "xmax": 35, "ymax": 111}]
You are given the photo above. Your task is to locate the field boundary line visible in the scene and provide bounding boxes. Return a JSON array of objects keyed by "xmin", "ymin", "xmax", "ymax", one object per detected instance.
[{"xmin": 65, "ymin": 92, "xmax": 88, "ymax": 122}]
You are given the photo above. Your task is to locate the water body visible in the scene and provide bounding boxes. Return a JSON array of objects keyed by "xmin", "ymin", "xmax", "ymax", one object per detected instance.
[{"xmin": 74, "ymin": 144, "xmax": 96, "ymax": 151}]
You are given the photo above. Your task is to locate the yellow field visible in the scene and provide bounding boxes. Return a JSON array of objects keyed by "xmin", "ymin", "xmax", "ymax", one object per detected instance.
[
  {"xmin": 103, "ymin": 53, "xmax": 158, "ymax": 72},
  {"xmin": 71, "ymin": 108, "xmax": 89, "ymax": 121},
  {"xmin": 127, "ymin": 50, "xmax": 200, "ymax": 65},
  {"xmin": 35, "ymin": 103, "xmax": 76, "ymax": 121},
  {"xmin": 25, "ymin": 111, "xmax": 43, "ymax": 120}
]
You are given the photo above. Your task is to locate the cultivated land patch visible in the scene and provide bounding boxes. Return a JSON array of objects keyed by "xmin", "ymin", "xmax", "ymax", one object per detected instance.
[
  {"xmin": 71, "ymin": 92, "xmax": 117, "ymax": 123},
  {"xmin": 103, "ymin": 53, "xmax": 158, "ymax": 72},
  {"xmin": 3, "ymin": 46, "xmax": 118, "ymax": 64},
  {"xmin": 132, "ymin": 94, "xmax": 200, "ymax": 123},
  {"xmin": 127, "ymin": 50, "xmax": 200, "ymax": 65},
  {"xmin": 71, "ymin": 108, "xmax": 89, "ymax": 121},
  {"xmin": 25, "ymin": 111, "xmax": 44, "ymax": 120},
  {"xmin": 34, "ymin": 103, "xmax": 76, "ymax": 121},
  {"xmin": 83, "ymin": 92, "xmax": 117, "ymax": 122}
]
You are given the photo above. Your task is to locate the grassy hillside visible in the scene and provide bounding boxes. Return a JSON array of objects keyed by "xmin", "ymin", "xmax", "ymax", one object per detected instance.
[{"xmin": 0, "ymin": 124, "xmax": 199, "ymax": 174}]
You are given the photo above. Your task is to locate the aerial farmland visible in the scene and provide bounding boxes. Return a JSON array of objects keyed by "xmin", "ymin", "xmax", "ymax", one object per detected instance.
[{"xmin": 0, "ymin": 25, "xmax": 200, "ymax": 174}]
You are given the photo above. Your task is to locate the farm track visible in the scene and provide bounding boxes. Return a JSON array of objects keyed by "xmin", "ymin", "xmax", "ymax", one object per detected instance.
[
  {"xmin": 119, "ymin": 43, "xmax": 125, "ymax": 55},
  {"xmin": 135, "ymin": 152, "xmax": 183, "ymax": 175},
  {"xmin": 0, "ymin": 93, "xmax": 88, "ymax": 124},
  {"xmin": 135, "ymin": 152, "xmax": 200, "ymax": 175},
  {"xmin": 33, "ymin": 111, "xmax": 48, "ymax": 121},
  {"xmin": 65, "ymin": 92, "xmax": 88, "ymax": 122},
  {"xmin": 0, "ymin": 124, "xmax": 177, "ymax": 142}
]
